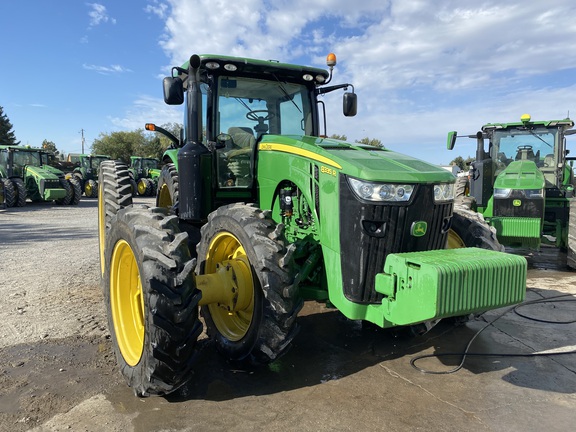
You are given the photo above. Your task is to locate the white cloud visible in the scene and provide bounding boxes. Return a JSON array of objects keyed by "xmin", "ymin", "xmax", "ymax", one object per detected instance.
[
  {"xmin": 123, "ymin": 0, "xmax": 576, "ymax": 164},
  {"xmin": 144, "ymin": 0, "xmax": 169, "ymax": 19},
  {"xmin": 87, "ymin": 3, "xmax": 117, "ymax": 27},
  {"xmin": 83, "ymin": 64, "xmax": 132, "ymax": 74},
  {"xmin": 109, "ymin": 95, "xmax": 181, "ymax": 131}
]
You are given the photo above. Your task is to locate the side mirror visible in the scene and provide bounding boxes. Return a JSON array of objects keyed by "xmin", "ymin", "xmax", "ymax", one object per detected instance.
[
  {"xmin": 343, "ymin": 92, "xmax": 357, "ymax": 117},
  {"xmin": 447, "ymin": 131, "xmax": 457, "ymax": 150},
  {"xmin": 163, "ymin": 76, "xmax": 184, "ymax": 105}
]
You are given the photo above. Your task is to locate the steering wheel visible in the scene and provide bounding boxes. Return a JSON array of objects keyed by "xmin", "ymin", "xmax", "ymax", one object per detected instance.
[
  {"xmin": 517, "ymin": 145, "xmax": 533, "ymax": 151},
  {"xmin": 246, "ymin": 110, "xmax": 275, "ymax": 122}
]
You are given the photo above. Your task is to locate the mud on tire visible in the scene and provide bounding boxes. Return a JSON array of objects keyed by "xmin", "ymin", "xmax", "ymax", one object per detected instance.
[
  {"xmin": 103, "ymin": 205, "xmax": 202, "ymax": 396},
  {"xmin": 196, "ymin": 203, "xmax": 303, "ymax": 366}
]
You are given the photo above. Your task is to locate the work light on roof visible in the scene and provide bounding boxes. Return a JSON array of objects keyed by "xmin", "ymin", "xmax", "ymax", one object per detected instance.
[
  {"xmin": 205, "ymin": 62, "xmax": 220, "ymax": 70},
  {"xmin": 303, "ymin": 74, "xmax": 313, "ymax": 81},
  {"xmin": 224, "ymin": 63, "xmax": 237, "ymax": 71}
]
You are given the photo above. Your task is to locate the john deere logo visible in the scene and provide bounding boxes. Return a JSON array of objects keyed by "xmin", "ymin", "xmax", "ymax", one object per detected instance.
[
  {"xmin": 513, "ymin": 199, "xmax": 522, "ymax": 207},
  {"xmin": 411, "ymin": 221, "xmax": 427, "ymax": 237}
]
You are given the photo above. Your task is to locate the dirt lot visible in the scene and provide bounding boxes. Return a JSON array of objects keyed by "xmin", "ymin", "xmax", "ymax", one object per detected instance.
[{"xmin": 1, "ymin": 198, "xmax": 575, "ymax": 432}]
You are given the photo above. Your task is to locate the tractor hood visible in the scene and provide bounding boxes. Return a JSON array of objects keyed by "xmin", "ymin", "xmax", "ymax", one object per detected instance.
[
  {"xmin": 259, "ymin": 135, "xmax": 454, "ymax": 184},
  {"xmin": 494, "ymin": 160, "xmax": 545, "ymax": 190},
  {"xmin": 25, "ymin": 165, "xmax": 61, "ymax": 181}
]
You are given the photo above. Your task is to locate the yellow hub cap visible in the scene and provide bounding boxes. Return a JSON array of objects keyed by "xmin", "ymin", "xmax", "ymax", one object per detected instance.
[
  {"xmin": 205, "ymin": 232, "xmax": 255, "ymax": 341},
  {"xmin": 110, "ymin": 240, "xmax": 145, "ymax": 366},
  {"xmin": 137, "ymin": 180, "xmax": 147, "ymax": 195},
  {"xmin": 447, "ymin": 229, "xmax": 466, "ymax": 249}
]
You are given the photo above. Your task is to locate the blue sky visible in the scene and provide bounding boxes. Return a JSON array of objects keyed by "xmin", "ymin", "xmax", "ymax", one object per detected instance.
[{"xmin": 2, "ymin": 0, "xmax": 576, "ymax": 165}]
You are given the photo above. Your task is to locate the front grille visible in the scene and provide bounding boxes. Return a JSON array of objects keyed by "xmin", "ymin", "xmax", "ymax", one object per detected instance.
[
  {"xmin": 339, "ymin": 176, "xmax": 452, "ymax": 304},
  {"xmin": 493, "ymin": 192, "xmax": 544, "ymax": 219}
]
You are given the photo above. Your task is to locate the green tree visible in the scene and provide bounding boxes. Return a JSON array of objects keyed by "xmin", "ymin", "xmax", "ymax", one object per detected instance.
[
  {"xmin": 356, "ymin": 137, "xmax": 384, "ymax": 148},
  {"xmin": 450, "ymin": 155, "xmax": 475, "ymax": 170},
  {"xmin": 91, "ymin": 130, "xmax": 146, "ymax": 163},
  {"xmin": 0, "ymin": 106, "xmax": 19, "ymax": 145},
  {"xmin": 450, "ymin": 156, "xmax": 465, "ymax": 170},
  {"xmin": 41, "ymin": 139, "xmax": 59, "ymax": 156},
  {"xmin": 329, "ymin": 133, "xmax": 348, "ymax": 141}
]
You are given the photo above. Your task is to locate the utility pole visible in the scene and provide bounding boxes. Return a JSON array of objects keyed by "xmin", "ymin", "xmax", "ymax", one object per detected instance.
[{"xmin": 80, "ymin": 129, "xmax": 85, "ymax": 154}]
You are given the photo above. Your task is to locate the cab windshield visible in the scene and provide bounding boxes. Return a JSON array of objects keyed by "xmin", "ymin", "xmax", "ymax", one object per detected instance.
[{"xmin": 492, "ymin": 128, "xmax": 557, "ymax": 170}]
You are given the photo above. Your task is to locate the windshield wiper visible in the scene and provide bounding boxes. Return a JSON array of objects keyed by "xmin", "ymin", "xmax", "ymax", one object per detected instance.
[
  {"xmin": 526, "ymin": 128, "xmax": 553, "ymax": 148},
  {"xmin": 272, "ymin": 74, "xmax": 301, "ymax": 113}
]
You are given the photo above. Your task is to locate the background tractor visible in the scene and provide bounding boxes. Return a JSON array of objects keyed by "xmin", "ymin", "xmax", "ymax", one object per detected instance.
[
  {"xmin": 99, "ymin": 53, "xmax": 527, "ymax": 397},
  {"xmin": 72, "ymin": 154, "xmax": 111, "ymax": 198},
  {"xmin": 0, "ymin": 145, "xmax": 82, "ymax": 207},
  {"xmin": 127, "ymin": 156, "xmax": 161, "ymax": 196},
  {"xmin": 447, "ymin": 114, "xmax": 576, "ymax": 268}
]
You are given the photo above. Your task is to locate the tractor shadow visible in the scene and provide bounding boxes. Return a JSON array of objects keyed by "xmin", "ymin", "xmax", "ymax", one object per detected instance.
[{"xmin": 169, "ymin": 284, "xmax": 576, "ymax": 402}]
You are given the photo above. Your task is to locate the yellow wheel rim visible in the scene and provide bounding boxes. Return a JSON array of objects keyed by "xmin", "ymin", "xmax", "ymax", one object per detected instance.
[
  {"xmin": 447, "ymin": 229, "xmax": 466, "ymax": 249},
  {"xmin": 157, "ymin": 184, "xmax": 172, "ymax": 208},
  {"xmin": 110, "ymin": 240, "xmax": 145, "ymax": 366},
  {"xmin": 85, "ymin": 182, "xmax": 92, "ymax": 197},
  {"xmin": 98, "ymin": 181, "xmax": 106, "ymax": 277},
  {"xmin": 137, "ymin": 179, "xmax": 147, "ymax": 195},
  {"xmin": 205, "ymin": 232, "xmax": 254, "ymax": 341}
]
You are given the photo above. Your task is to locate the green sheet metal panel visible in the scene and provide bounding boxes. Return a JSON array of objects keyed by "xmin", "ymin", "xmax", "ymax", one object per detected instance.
[{"xmin": 378, "ymin": 248, "xmax": 527, "ymax": 325}]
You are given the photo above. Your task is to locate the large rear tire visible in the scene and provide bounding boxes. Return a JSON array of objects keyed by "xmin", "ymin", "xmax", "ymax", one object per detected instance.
[
  {"xmin": 103, "ymin": 205, "xmax": 202, "ymax": 396},
  {"xmin": 156, "ymin": 163, "xmax": 179, "ymax": 211},
  {"xmin": 69, "ymin": 177, "xmax": 82, "ymax": 205},
  {"xmin": 196, "ymin": 203, "xmax": 302, "ymax": 366},
  {"xmin": 13, "ymin": 177, "xmax": 27, "ymax": 207},
  {"xmin": 98, "ymin": 161, "xmax": 133, "ymax": 277},
  {"xmin": 448, "ymin": 206, "xmax": 503, "ymax": 251},
  {"xmin": 85, "ymin": 179, "xmax": 98, "ymax": 198},
  {"xmin": 2, "ymin": 178, "xmax": 17, "ymax": 208}
]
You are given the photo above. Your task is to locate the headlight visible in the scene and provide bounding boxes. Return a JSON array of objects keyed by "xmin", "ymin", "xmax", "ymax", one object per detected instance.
[
  {"xmin": 348, "ymin": 177, "xmax": 414, "ymax": 202},
  {"xmin": 523, "ymin": 189, "xmax": 544, "ymax": 199},
  {"xmin": 433, "ymin": 183, "xmax": 455, "ymax": 203},
  {"xmin": 494, "ymin": 188, "xmax": 512, "ymax": 198}
]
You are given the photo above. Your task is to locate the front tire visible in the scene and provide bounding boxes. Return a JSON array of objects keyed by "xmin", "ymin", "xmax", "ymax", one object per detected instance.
[
  {"xmin": 448, "ymin": 206, "xmax": 503, "ymax": 251},
  {"xmin": 103, "ymin": 205, "xmax": 202, "ymax": 396},
  {"xmin": 98, "ymin": 161, "xmax": 133, "ymax": 277},
  {"xmin": 196, "ymin": 203, "xmax": 302, "ymax": 365}
]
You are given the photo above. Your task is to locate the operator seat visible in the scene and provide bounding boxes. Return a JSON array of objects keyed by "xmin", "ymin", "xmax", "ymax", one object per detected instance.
[
  {"xmin": 227, "ymin": 127, "xmax": 256, "ymax": 149},
  {"xmin": 543, "ymin": 154, "xmax": 555, "ymax": 167}
]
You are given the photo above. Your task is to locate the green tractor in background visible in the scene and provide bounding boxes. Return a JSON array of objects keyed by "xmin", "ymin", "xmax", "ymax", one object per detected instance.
[
  {"xmin": 448, "ymin": 114, "xmax": 576, "ymax": 268},
  {"xmin": 0, "ymin": 145, "xmax": 82, "ymax": 207},
  {"xmin": 127, "ymin": 156, "xmax": 161, "ymax": 196},
  {"xmin": 72, "ymin": 154, "xmax": 111, "ymax": 198},
  {"xmin": 98, "ymin": 53, "xmax": 527, "ymax": 397}
]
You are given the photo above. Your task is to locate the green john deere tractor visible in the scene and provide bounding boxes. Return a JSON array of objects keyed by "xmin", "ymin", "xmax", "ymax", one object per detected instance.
[
  {"xmin": 127, "ymin": 156, "xmax": 161, "ymax": 196},
  {"xmin": 99, "ymin": 53, "xmax": 527, "ymax": 397},
  {"xmin": 72, "ymin": 154, "xmax": 111, "ymax": 198},
  {"xmin": 447, "ymin": 114, "xmax": 576, "ymax": 268},
  {"xmin": 0, "ymin": 145, "xmax": 82, "ymax": 207}
]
